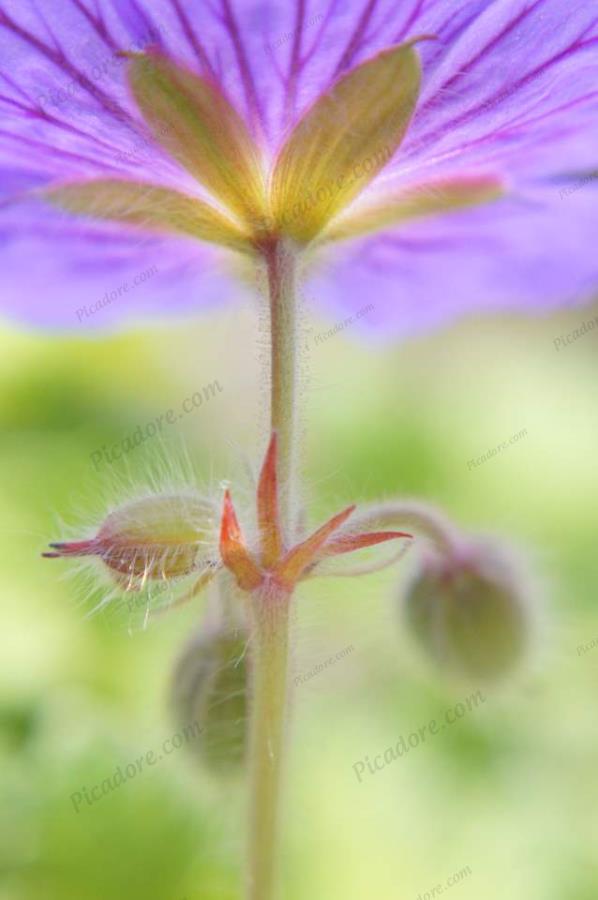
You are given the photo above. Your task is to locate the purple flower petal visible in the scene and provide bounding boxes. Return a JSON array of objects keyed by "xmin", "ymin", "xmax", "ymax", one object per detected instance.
[
  {"xmin": 308, "ymin": 181, "xmax": 598, "ymax": 338},
  {"xmin": 403, "ymin": 1, "xmax": 598, "ymax": 181},
  {"xmin": 0, "ymin": 199, "xmax": 244, "ymax": 330},
  {"xmin": 0, "ymin": 0, "xmax": 596, "ymax": 335}
]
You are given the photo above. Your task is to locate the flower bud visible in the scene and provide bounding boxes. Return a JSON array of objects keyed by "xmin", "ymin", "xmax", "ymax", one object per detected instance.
[
  {"xmin": 403, "ymin": 540, "xmax": 530, "ymax": 682},
  {"xmin": 171, "ymin": 624, "xmax": 249, "ymax": 773},
  {"xmin": 45, "ymin": 493, "xmax": 217, "ymax": 590}
]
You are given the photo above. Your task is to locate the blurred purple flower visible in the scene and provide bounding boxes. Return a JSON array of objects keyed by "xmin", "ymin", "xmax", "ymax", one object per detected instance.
[{"xmin": 0, "ymin": 0, "xmax": 597, "ymax": 337}]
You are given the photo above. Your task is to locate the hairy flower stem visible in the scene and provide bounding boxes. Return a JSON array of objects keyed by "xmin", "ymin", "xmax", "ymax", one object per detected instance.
[
  {"xmin": 245, "ymin": 241, "xmax": 299, "ymax": 900},
  {"xmin": 246, "ymin": 584, "xmax": 291, "ymax": 900},
  {"xmin": 265, "ymin": 239, "xmax": 299, "ymax": 530}
]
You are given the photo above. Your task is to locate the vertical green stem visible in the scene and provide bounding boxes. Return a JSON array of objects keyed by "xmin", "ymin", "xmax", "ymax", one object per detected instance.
[
  {"xmin": 246, "ymin": 587, "xmax": 291, "ymax": 900},
  {"xmin": 245, "ymin": 240, "xmax": 299, "ymax": 900},
  {"xmin": 265, "ymin": 239, "xmax": 299, "ymax": 532}
]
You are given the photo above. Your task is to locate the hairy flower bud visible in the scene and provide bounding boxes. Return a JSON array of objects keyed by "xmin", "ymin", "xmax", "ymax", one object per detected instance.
[
  {"xmin": 45, "ymin": 493, "xmax": 217, "ymax": 590},
  {"xmin": 171, "ymin": 624, "xmax": 249, "ymax": 773},
  {"xmin": 403, "ymin": 540, "xmax": 531, "ymax": 682}
]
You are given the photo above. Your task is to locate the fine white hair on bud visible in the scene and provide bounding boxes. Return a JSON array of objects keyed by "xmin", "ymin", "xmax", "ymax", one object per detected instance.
[
  {"xmin": 96, "ymin": 493, "xmax": 217, "ymax": 582},
  {"xmin": 44, "ymin": 490, "xmax": 219, "ymax": 620},
  {"xmin": 402, "ymin": 537, "xmax": 534, "ymax": 683}
]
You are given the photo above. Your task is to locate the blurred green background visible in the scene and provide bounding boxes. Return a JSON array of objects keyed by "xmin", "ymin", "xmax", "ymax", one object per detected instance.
[{"xmin": 1, "ymin": 297, "xmax": 597, "ymax": 900}]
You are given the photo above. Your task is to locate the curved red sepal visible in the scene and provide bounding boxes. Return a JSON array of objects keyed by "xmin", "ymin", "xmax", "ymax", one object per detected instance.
[
  {"xmin": 273, "ymin": 505, "xmax": 356, "ymax": 588},
  {"xmin": 219, "ymin": 489, "xmax": 263, "ymax": 591},
  {"xmin": 257, "ymin": 432, "xmax": 283, "ymax": 567},
  {"xmin": 320, "ymin": 530, "xmax": 413, "ymax": 558}
]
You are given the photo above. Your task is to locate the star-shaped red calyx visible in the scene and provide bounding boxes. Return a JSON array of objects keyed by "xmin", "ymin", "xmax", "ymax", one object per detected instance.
[{"xmin": 219, "ymin": 433, "xmax": 412, "ymax": 594}]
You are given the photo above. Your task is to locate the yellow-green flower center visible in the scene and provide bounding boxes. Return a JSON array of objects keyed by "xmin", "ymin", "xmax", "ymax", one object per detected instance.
[{"xmin": 45, "ymin": 43, "xmax": 503, "ymax": 256}]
